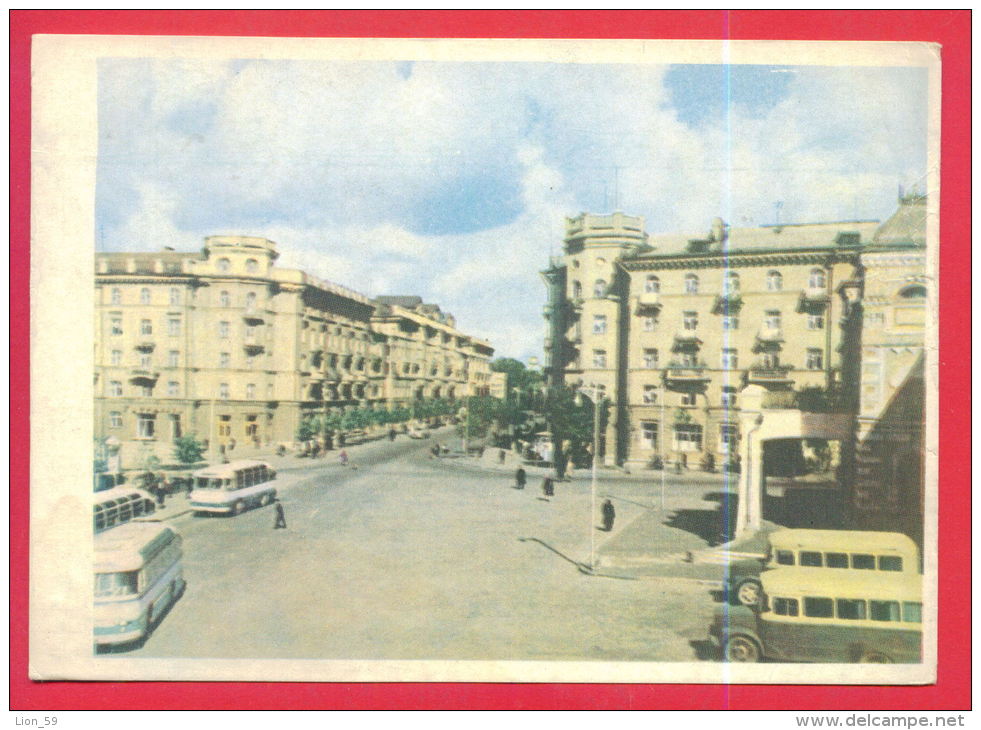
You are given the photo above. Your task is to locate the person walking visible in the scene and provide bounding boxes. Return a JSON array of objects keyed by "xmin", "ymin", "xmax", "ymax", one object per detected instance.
[
  {"xmin": 541, "ymin": 476, "xmax": 555, "ymax": 499},
  {"xmin": 389, "ymin": 427, "xmax": 397, "ymax": 442},
  {"xmin": 339, "ymin": 449, "xmax": 349, "ymax": 466},
  {"xmin": 601, "ymin": 498, "xmax": 615, "ymax": 532},
  {"xmin": 274, "ymin": 502, "xmax": 287, "ymax": 529},
  {"xmin": 514, "ymin": 466, "xmax": 526, "ymax": 490}
]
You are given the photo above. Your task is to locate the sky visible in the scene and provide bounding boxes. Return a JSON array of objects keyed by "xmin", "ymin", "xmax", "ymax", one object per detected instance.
[{"xmin": 96, "ymin": 59, "xmax": 929, "ymax": 361}]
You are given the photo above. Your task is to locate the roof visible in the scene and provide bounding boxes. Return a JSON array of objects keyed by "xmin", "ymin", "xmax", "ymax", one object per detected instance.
[
  {"xmin": 94, "ymin": 487, "xmax": 153, "ymax": 505},
  {"xmin": 633, "ymin": 219, "xmax": 880, "ymax": 259},
  {"xmin": 769, "ymin": 529, "xmax": 919, "ymax": 555},
  {"xmin": 375, "ymin": 295, "xmax": 424, "ymax": 308},
  {"xmin": 192, "ymin": 459, "xmax": 272, "ymax": 477},
  {"xmin": 871, "ymin": 195, "xmax": 927, "ymax": 247},
  {"xmin": 761, "ymin": 567, "xmax": 922, "ymax": 601},
  {"xmin": 94, "ymin": 522, "xmax": 179, "ymax": 571}
]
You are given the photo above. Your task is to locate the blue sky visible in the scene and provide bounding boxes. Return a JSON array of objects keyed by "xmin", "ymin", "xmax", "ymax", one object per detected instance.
[{"xmin": 97, "ymin": 59, "xmax": 929, "ymax": 360}]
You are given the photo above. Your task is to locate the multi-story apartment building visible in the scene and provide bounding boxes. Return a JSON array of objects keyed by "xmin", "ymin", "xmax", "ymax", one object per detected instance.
[{"xmin": 95, "ymin": 236, "xmax": 493, "ymax": 467}]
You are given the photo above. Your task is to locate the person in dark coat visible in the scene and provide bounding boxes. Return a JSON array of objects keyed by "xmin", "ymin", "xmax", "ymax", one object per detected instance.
[
  {"xmin": 389, "ymin": 427, "xmax": 397, "ymax": 442},
  {"xmin": 542, "ymin": 476, "xmax": 555, "ymax": 499},
  {"xmin": 601, "ymin": 499, "xmax": 615, "ymax": 532},
  {"xmin": 274, "ymin": 502, "xmax": 287, "ymax": 529},
  {"xmin": 515, "ymin": 467, "xmax": 526, "ymax": 490}
]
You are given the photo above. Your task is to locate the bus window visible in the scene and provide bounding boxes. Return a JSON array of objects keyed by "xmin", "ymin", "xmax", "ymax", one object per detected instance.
[
  {"xmin": 826, "ymin": 552, "xmax": 848, "ymax": 568},
  {"xmin": 803, "ymin": 597, "xmax": 834, "ymax": 618},
  {"xmin": 95, "ymin": 571, "xmax": 139, "ymax": 598},
  {"xmin": 800, "ymin": 551, "xmax": 823, "ymax": 567},
  {"xmin": 878, "ymin": 556, "xmax": 903, "ymax": 572},
  {"xmin": 902, "ymin": 602, "xmax": 922, "ymax": 623},
  {"xmin": 851, "ymin": 554, "xmax": 875, "ymax": 570},
  {"xmin": 775, "ymin": 550, "xmax": 795, "ymax": 566},
  {"xmin": 836, "ymin": 599, "xmax": 867, "ymax": 620},
  {"xmin": 773, "ymin": 598, "xmax": 799, "ymax": 616},
  {"xmin": 869, "ymin": 600, "xmax": 900, "ymax": 622}
]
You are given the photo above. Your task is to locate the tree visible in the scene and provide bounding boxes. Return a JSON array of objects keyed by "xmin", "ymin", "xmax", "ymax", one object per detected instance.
[
  {"xmin": 542, "ymin": 385, "xmax": 609, "ymax": 466},
  {"xmin": 173, "ymin": 434, "xmax": 206, "ymax": 465},
  {"xmin": 491, "ymin": 357, "xmax": 544, "ymax": 396}
]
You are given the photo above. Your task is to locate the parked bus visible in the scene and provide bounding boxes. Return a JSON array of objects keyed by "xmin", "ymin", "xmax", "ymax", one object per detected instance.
[
  {"xmin": 189, "ymin": 460, "xmax": 277, "ymax": 516},
  {"xmin": 711, "ymin": 568, "xmax": 923, "ymax": 663},
  {"xmin": 94, "ymin": 522, "xmax": 185, "ymax": 647},
  {"xmin": 93, "ymin": 487, "xmax": 155, "ymax": 533},
  {"xmin": 727, "ymin": 529, "xmax": 920, "ymax": 607}
]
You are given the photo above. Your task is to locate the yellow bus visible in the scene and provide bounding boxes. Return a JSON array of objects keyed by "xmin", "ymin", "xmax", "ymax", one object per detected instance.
[
  {"xmin": 728, "ymin": 529, "xmax": 920, "ymax": 607},
  {"xmin": 712, "ymin": 568, "xmax": 922, "ymax": 663}
]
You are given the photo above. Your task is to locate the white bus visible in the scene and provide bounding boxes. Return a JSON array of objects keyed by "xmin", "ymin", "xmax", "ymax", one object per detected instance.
[
  {"xmin": 93, "ymin": 487, "xmax": 155, "ymax": 533},
  {"xmin": 189, "ymin": 459, "xmax": 278, "ymax": 516},
  {"xmin": 94, "ymin": 522, "xmax": 185, "ymax": 647}
]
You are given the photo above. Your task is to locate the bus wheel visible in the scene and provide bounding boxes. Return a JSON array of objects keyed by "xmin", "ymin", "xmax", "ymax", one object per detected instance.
[
  {"xmin": 735, "ymin": 579, "xmax": 762, "ymax": 607},
  {"xmin": 233, "ymin": 500, "xmax": 246, "ymax": 515},
  {"xmin": 859, "ymin": 651, "xmax": 893, "ymax": 663},
  {"xmin": 725, "ymin": 636, "xmax": 762, "ymax": 663}
]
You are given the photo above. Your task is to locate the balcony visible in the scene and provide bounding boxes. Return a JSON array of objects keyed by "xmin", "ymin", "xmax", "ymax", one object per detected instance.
[
  {"xmin": 243, "ymin": 339, "xmax": 265, "ymax": 354},
  {"xmin": 664, "ymin": 361, "xmax": 710, "ymax": 384},
  {"xmin": 242, "ymin": 309, "xmax": 265, "ymax": 323},
  {"xmin": 543, "ymin": 336, "xmax": 554, "ymax": 350},
  {"xmin": 567, "ymin": 332, "xmax": 583, "ymax": 345},
  {"xmin": 711, "ymin": 292, "xmax": 742, "ymax": 315},
  {"xmin": 797, "ymin": 287, "xmax": 831, "ymax": 313},
  {"xmin": 753, "ymin": 327, "xmax": 784, "ymax": 352},
  {"xmin": 671, "ymin": 331, "xmax": 702, "ymax": 351},
  {"xmin": 635, "ymin": 291, "xmax": 661, "ymax": 312},
  {"xmin": 568, "ymin": 298, "xmax": 584, "ymax": 314},
  {"xmin": 129, "ymin": 369, "xmax": 159, "ymax": 383},
  {"xmin": 745, "ymin": 364, "xmax": 794, "ymax": 386},
  {"xmin": 134, "ymin": 339, "xmax": 156, "ymax": 352}
]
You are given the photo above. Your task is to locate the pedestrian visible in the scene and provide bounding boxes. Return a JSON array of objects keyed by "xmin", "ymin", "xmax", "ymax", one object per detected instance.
[
  {"xmin": 274, "ymin": 502, "xmax": 287, "ymax": 529},
  {"xmin": 339, "ymin": 449, "xmax": 349, "ymax": 466},
  {"xmin": 601, "ymin": 498, "xmax": 615, "ymax": 532},
  {"xmin": 155, "ymin": 484, "xmax": 165, "ymax": 508},
  {"xmin": 389, "ymin": 427, "xmax": 397, "ymax": 442},
  {"xmin": 541, "ymin": 476, "xmax": 554, "ymax": 499},
  {"xmin": 515, "ymin": 466, "xmax": 526, "ymax": 490},
  {"xmin": 498, "ymin": 449, "xmax": 506, "ymax": 464}
]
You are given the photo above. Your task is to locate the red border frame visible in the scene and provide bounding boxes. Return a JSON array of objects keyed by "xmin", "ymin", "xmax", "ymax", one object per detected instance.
[{"xmin": 9, "ymin": 10, "xmax": 971, "ymax": 711}]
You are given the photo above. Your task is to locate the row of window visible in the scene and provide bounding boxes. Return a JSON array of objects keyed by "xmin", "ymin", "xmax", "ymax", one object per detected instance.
[
  {"xmin": 640, "ymin": 385, "xmax": 740, "ymax": 406},
  {"xmin": 590, "ymin": 310, "xmax": 824, "ymax": 335},
  {"xmin": 106, "ymin": 382, "xmax": 272, "ymax": 401},
  {"xmin": 108, "ymin": 317, "xmax": 267, "ymax": 340},
  {"xmin": 568, "ymin": 269, "xmax": 829, "ymax": 300},
  {"xmin": 770, "ymin": 596, "xmax": 921, "ymax": 624},
  {"xmin": 592, "ymin": 349, "xmax": 824, "ymax": 370},
  {"xmin": 637, "ymin": 422, "xmax": 739, "ymax": 452}
]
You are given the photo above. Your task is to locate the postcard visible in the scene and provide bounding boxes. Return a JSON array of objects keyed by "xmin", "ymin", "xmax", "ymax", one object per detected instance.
[{"xmin": 29, "ymin": 34, "xmax": 939, "ymax": 684}]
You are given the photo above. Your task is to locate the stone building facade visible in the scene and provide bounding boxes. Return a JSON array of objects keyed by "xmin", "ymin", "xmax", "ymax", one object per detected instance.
[{"xmin": 95, "ymin": 236, "xmax": 493, "ymax": 468}]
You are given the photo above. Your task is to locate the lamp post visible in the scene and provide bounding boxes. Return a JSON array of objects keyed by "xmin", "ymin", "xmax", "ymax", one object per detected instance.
[{"xmin": 577, "ymin": 383, "xmax": 603, "ymax": 570}]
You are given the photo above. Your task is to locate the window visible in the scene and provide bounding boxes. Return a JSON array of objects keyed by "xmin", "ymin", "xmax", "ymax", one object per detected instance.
[
  {"xmin": 246, "ymin": 383, "xmax": 256, "ymax": 399},
  {"xmin": 136, "ymin": 413, "xmax": 156, "ymax": 439},
  {"xmin": 723, "ymin": 272, "xmax": 740, "ymax": 294},
  {"xmin": 680, "ymin": 391, "xmax": 697, "ymax": 407},
  {"xmin": 111, "ymin": 350, "xmax": 122, "ymax": 366},
  {"xmin": 592, "ymin": 350, "xmax": 607, "ymax": 368},
  {"xmin": 808, "ymin": 268, "xmax": 827, "ymax": 289},
  {"xmin": 878, "ymin": 556, "xmax": 903, "ymax": 572},
  {"xmin": 721, "ymin": 386, "xmax": 737, "ymax": 409},
  {"xmin": 217, "ymin": 258, "xmax": 230, "ymax": 273},
  {"xmin": 807, "ymin": 314, "xmax": 825, "ymax": 330},
  {"xmin": 643, "ymin": 315, "xmax": 658, "ymax": 332},
  {"xmin": 245, "ymin": 292, "xmax": 257, "ymax": 311},
  {"xmin": 245, "ymin": 258, "xmax": 259, "ymax": 274},
  {"xmin": 762, "ymin": 352, "xmax": 781, "ymax": 369},
  {"xmin": 110, "ymin": 318, "xmax": 123, "ymax": 336},
  {"xmin": 806, "ymin": 348, "xmax": 823, "ymax": 370},
  {"xmin": 683, "ymin": 311, "xmax": 698, "ymax": 330},
  {"xmin": 245, "ymin": 354, "xmax": 255, "ymax": 369},
  {"xmin": 219, "ymin": 291, "xmax": 231, "ymax": 307},
  {"xmin": 643, "ymin": 385, "xmax": 658, "ymax": 404},
  {"xmin": 140, "ymin": 288, "xmax": 151, "ymax": 305},
  {"xmin": 803, "ymin": 597, "xmax": 834, "ymax": 619},
  {"xmin": 168, "ymin": 317, "xmax": 181, "ymax": 336},
  {"xmin": 644, "ymin": 275, "xmax": 660, "ymax": 293},
  {"xmin": 218, "ymin": 415, "xmax": 231, "ymax": 437},
  {"xmin": 836, "ymin": 599, "xmax": 867, "ymax": 621},
  {"xmin": 721, "ymin": 348, "xmax": 738, "ymax": 370},
  {"xmin": 902, "ymin": 602, "xmax": 922, "ymax": 623},
  {"xmin": 139, "ymin": 353, "xmax": 152, "ymax": 369},
  {"xmin": 571, "ymin": 281, "xmax": 582, "ymax": 299},
  {"xmin": 766, "ymin": 271, "xmax": 783, "ymax": 291},
  {"xmin": 684, "ymin": 273, "xmax": 699, "ymax": 294},
  {"xmin": 219, "ymin": 383, "xmax": 230, "ymax": 399},
  {"xmin": 169, "ymin": 288, "xmax": 181, "ymax": 305},
  {"xmin": 773, "ymin": 598, "xmax": 799, "ymax": 617},
  {"xmin": 139, "ymin": 319, "xmax": 152, "ymax": 336},
  {"xmin": 673, "ymin": 423, "xmax": 702, "ymax": 452},
  {"xmin": 109, "ymin": 380, "xmax": 123, "ymax": 397},
  {"xmin": 764, "ymin": 310, "xmax": 781, "ymax": 330},
  {"xmin": 267, "ymin": 383, "xmax": 274, "ymax": 399},
  {"xmin": 592, "ymin": 315, "xmax": 607, "ymax": 334},
  {"xmin": 219, "ymin": 352, "xmax": 231, "ymax": 368},
  {"xmin": 245, "ymin": 324, "xmax": 257, "ymax": 341},
  {"xmin": 643, "ymin": 348, "xmax": 658, "ymax": 369},
  {"xmin": 869, "ymin": 600, "xmax": 901, "ymax": 622},
  {"xmin": 109, "ymin": 411, "xmax": 122, "ymax": 429},
  {"xmin": 722, "ymin": 314, "xmax": 739, "ymax": 330},
  {"xmin": 775, "ymin": 550, "xmax": 795, "ymax": 566},
  {"xmin": 800, "ymin": 551, "xmax": 823, "ymax": 567},
  {"xmin": 111, "ymin": 287, "xmax": 122, "ymax": 305},
  {"xmin": 826, "ymin": 552, "xmax": 849, "ymax": 568},
  {"xmin": 168, "ymin": 350, "xmax": 179, "ymax": 367},
  {"xmin": 851, "ymin": 553, "xmax": 875, "ymax": 570},
  {"xmin": 641, "ymin": 421, "xmax": 658, "ymax": 449},
  {"xmin": 593, "ymin": 279, "xmax": 607, "ymax": 298},
  {"xmin": 140, "ymin": 384, "xmax": 153, "ymax": 397},
  {"xmin": 219, "ymin": 321, "xmax": 230, "ymax": 338},
  {"xmin": 170, "ymin": 414, "xmax": 182, "ymax": 440},
  {"xmin": 719, "ymin": 424, "xmax": 738, "ymax": 452},
  {"xmin": 167, "ymin": 381, "xmax": 179, "ymax": 397}
]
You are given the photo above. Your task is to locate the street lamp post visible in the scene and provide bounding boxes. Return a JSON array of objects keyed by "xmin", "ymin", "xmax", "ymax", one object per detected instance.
[{"xmin": 577, "ymin": 383, "xmax": 603, "ymax": 571}]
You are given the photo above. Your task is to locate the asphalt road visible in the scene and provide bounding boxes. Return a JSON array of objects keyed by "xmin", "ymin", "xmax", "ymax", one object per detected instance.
[{"xmin": 126, "ymin": 436, "xmax": 722, "ymax": 661}]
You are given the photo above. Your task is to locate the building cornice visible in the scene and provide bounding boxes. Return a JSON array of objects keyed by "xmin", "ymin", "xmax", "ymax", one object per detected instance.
[{"xmin": 620, "ymin": 248, "xmax": 860, "ymax": 271}]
